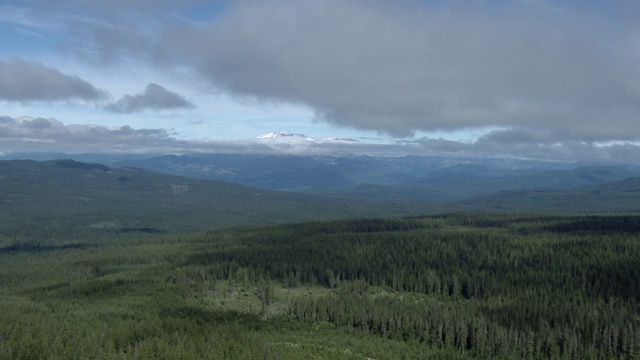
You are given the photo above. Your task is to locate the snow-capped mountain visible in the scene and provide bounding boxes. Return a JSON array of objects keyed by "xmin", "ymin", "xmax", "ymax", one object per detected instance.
[{"xmin": 257, "ymin": 132, "xmax": 316, "ymax": 141}]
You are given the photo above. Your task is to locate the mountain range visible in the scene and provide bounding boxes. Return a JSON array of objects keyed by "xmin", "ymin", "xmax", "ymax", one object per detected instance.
[
  {"xmin": 0, "ymin": 159, "xmax": 433, "ymax": 234},
  {"xmin": 2, "ymin": 150, "xmax": 640, "ymax": 215},
  {"xmin": 106, "ymin": 154, "xmax": 640, "ymax": 202}
]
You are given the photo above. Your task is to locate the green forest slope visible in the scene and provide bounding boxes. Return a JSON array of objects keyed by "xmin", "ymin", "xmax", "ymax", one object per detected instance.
[
  {"xmin": 1, "ymin": 214, "xmax": 639, "ymax": 359},
  {"xmin": 461, "ymin": 176, "xmax": 640, "ymax": 213},
  {"xmin": 0, "ymin": 159, "xmax": 433, "ymax": 233},
  {"xmin": 2, "ymin": 160, "xmax": 640, "ymax": 359}
]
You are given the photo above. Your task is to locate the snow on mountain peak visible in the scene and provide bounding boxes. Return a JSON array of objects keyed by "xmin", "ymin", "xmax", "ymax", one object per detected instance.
[{"xmin": 257, "ymin": 132, "xmax": 315, "ymax": 141}]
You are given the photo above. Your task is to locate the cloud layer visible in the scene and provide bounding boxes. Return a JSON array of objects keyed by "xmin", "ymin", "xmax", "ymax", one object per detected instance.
[
  {"xmin": 0, "ymin": 59, "xmax": 106, "ymax": 102},
  {"xmin": 2, "ymin": 0, "xmax": 640, "ymax": 163},
  {"xmin": 2, "ymin": 116, "xmax": 640, "ymax": 164},
  {"xmin": 156, "ymin": 1, "xmax": 639, "ymax": 140},
  {"xmin": 106, "ymin": 83, "xmax": 194, "ymax": 113},
  {"xmin": 53, "ymin": 0, "xmax": 640, "ymax": 142},
  {"xmin": 0, "ymin": 116, "xmax": 176, "ymax": 153}
]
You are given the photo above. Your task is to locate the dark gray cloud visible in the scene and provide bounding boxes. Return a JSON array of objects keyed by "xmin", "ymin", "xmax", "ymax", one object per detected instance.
[
  {"xmin": 154, "ymin": 0, "xmax": 640, "ymax": 141},
  {"xmin": 105, "ymin": 83, "xmax": 195, "ymax": 113},
  {"xmin": 0, "ymin": 58, "xmax": 106, "ymax": 102},
  {"xmin": 22, "ymin": 117, "xmax": 54, "ymax": 129}
]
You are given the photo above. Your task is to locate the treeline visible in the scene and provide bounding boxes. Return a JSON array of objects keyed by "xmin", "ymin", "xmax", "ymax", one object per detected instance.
[
  {"xmin": 289, "ymin": 288, "xmax": 639, "ymax": 359},
  {"xmin": 2, "ymin": 213, "xmax": 640, "ymax": 359},
  {"xmin": 192, "ymin": 215, "xmax": 640, "ymax": 300},
  {"xmin": 185, "ymin": 214, "xmax": 640, "ymax": 358}
]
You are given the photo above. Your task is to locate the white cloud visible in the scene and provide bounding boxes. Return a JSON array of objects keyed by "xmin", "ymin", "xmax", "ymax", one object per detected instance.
[
  {"xmin": 0, "ymin": 116, "xmax": 173, "ymax": 153},
  {"xmin": 1, "ymin": 116, "xmax": 640, "ymax": 163}
]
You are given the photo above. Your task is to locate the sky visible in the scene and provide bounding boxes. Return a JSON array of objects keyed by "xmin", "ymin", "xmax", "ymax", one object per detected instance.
[{"xmin": 1, "ymin": 0, "xmax": 640, "ymax": 162}]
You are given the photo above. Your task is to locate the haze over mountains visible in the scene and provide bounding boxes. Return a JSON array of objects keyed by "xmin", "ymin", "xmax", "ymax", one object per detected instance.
[
  {"xmin": 0, "ymin": 159, "xmax": 435, "ymax": 234},
  {"xmin": 109, "ymin": 153, "xmax": 638, "ymax": 198},
  {"xmin": 2, "ymin": 148, "xmax": 640, "ymax": 215}
]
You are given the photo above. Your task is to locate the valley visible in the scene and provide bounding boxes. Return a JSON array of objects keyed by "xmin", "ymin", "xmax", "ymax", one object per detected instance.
[
  {"xmin": 4, "ymin": 1, "xmax": 640, "ymax": 359},
  {"xmin": 1, "ymin": 158, "xmax": 640, "ymax": 359}
]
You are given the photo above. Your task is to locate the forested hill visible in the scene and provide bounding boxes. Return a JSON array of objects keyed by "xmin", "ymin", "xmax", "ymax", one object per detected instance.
[
  {"xmin": 0, "ymin": 159, "xmax": 432, "ymax": 233},
  {"xmin": 2, "ymin": 159, "xmax": 640, "ymax": 358},
  {"xmin": 1, "ymin": 213, "xmax": 639, "ymax": 358},
  {"xmin": 460, "ymin": 176, "xmax": 640, "ymax": 213}
]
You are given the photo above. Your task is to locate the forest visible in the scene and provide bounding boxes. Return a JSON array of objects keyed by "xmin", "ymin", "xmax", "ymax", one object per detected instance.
[{"xmin": 1, "ymin": 213, "xmax": 639, "ymax": 359}]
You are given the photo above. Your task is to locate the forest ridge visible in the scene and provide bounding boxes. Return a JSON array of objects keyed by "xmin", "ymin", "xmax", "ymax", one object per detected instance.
[{"xmin": 0, "ymin": 159, "xmax": 640, "ymax": 358}]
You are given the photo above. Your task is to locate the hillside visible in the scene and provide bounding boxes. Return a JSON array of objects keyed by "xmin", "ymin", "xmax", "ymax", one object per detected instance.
[
  {"xmin": 460, "ymin": 176, "xmax": 640, "ymax": 213},
  {"xmin": 304, "ymin": 166, "xmax": 640, "ymax": 204},
  {"xmin": 6, "ymin": 152, "xmax": 640, "ymax": 202},
  {"xmin": 0, "ymin": 159, "xmax": 433, "ymax": 234},
  {"xmin": 2, "ymin": 158, "xmax": 640, "ymax": 237},
  {"xmin": 109, "ymin": 154, "xmax": 639, "ymax": 201},
  {"xmin": 1, "ymin": 213, "xmax": 639, "ymax": 359},
  {"xmin": 109, "ymin": 154, "xmax": 578, "ymax": 191},
  {"xmin": 2, "ymin": 159, "xmax": 640, "ymax": 358}
]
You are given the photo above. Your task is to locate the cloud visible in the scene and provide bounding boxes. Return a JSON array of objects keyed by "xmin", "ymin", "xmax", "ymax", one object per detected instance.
[
  {"xmin": 0, "ymin": 58, "xmax": 106, "ymax": 102},
  {"xmin": 105, "ymin": 83, "xmax": 195, "ymax": 113},
  {"xmin": 7, "ymin": 0, "xmax": 640, "ymax": 152},
  {"xmin": 2, "ymin": 115, "xmax": 640, "ymax": 164},
  {"xmin": 0, "ymin": 4, "xmax": 47, "ymax": 29},
  {"xmin": 412, "ymin": 128, "xmax": 640, "ymax": 164},
  {"xmin": 205, "ymin": 3, "xmax": 619, "ymax": 140},
  {"xmin": 22, "ymin": 117, "xmax": 54, "ymax": 129},
  {"xmin": 0, "ymin": 116, "xmax": 177, "ymax": 153},
  {"xmin": 49, "ymin": 0, "xmax": 639, "ymax": 141},
  {"xmin": 147, "ymin": 0, "xmax": 639, "ymax": 142}
]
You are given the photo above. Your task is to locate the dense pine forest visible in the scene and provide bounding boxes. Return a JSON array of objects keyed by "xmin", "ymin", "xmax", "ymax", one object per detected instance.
[{"xmin": 1, "ymin": 213, "xmax": 639, "ymax": 359}]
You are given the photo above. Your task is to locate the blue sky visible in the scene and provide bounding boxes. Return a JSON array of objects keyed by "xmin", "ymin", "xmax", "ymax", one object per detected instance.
[{"xmin": 1, "ymin": 0, "xmax": 640, "ymax": 162}]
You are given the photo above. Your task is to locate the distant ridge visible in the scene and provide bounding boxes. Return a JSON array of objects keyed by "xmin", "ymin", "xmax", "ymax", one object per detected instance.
[
  {"xmin": 459, "ymin": 176, "xmax": 640, "ymax": 213},
  {"xmin": 0, "ymin": 159, "xmax": 431, "ymax": 233}
]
